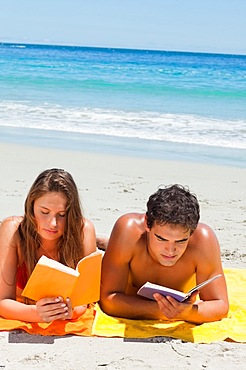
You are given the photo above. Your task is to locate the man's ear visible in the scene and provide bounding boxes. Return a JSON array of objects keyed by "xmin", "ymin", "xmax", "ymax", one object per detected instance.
[{"xmin": 144, "ymin": 213, "xmax": 150, "ymax": 232}]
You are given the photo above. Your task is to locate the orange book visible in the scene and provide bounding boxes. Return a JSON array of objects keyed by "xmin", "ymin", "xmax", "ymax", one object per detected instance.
[{"xmin": 22, "ymin": 250, "xmax": 102, "ymax": 307}]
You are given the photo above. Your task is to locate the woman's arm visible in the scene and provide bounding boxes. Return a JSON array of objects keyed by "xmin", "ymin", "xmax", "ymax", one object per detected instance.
[
  {"xmin": 0, "ymin": 217, "xmax": 39, "ymax": 321},
  {"xmin": 0, "ymin": 218, "xmax": 72, "ymax": 322}
]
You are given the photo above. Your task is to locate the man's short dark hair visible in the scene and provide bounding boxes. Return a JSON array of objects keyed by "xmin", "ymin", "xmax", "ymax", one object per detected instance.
[{"xmin": 146, "ymin": 184, "xmax": 200, "ymax": 232}]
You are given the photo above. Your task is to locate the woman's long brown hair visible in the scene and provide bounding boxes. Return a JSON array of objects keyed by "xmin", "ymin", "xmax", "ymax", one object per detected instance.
[{"xmin": 18, "ymin": 169, "xmax": 85, "ymax": 279}]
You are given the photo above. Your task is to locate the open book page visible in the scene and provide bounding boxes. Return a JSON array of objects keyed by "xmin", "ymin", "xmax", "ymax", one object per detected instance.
[
  {"xmin": 34, "ymin": 255, "xmax": 80, "ymax": 276},
  {"xmin": 137, "ymin": 282, "xmax": 186, "ymax": 302},
  {"xmin": 75, "ymin": 249, "xmax": 102, "ymax": 272},
  {"xmin": 137, "ymin": 274, "xmax": 222, "ymax": 302},
  {"xmin": 21, "ymin": 257, "xmax": 78, "ymax": 302},
  {"xmin": 70, "ymin": 250, "xmax": 103, "ymax": 307},
  {"xmin": 186, "ymin": 274, "xmax": 222, "ymax": 297},
  {"xmin": 22, "ymin": 250, "xmax": 103, "ymax": 305}
]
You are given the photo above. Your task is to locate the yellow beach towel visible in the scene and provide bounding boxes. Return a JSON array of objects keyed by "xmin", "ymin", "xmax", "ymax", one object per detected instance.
[
  {"xmin": 0, "ymin": 268, "xmax": 245, "ymax": 343},
  {"xmin": 92, "ymin": 268, "xmax": 246, "ymax": 343}
]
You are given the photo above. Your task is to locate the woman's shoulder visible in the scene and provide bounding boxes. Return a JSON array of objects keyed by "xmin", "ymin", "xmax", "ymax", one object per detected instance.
[
  {"xmin": 83, "ymin": 217, "xmax": 95, "ymax": 233},
  {"xmin": 0, "ymin": 216, "xmax": 23, "ymax": 229},
  {"xmin": 0, "ymin": 217, "xmax": 22, "ymax": 256}
]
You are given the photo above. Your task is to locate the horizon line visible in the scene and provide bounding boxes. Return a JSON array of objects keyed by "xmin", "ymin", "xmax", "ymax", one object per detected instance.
[{"xmin": 1, "ymin": 40, "xmax": 245, "ymax": 58}]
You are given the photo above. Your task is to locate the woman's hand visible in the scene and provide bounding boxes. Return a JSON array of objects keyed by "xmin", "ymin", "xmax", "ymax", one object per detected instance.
[
  {"xmin": 36, "ymin": 296, "xmax": 70, "ymax": 322},
  {"xmin": 36, "ymin": 297, "xmax": 88, "ymax": 322},
  {"xmin": 67, "ymin": 298, "xmax": 88, "ymax": 319}
]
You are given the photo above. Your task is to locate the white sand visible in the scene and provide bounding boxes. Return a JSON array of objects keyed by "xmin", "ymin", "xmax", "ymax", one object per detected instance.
[{"xmin": 0, "ymin": 142, "xmax": 245, "ymax": 369}]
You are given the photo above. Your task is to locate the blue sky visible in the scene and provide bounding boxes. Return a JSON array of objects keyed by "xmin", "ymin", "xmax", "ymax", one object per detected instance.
[{"xmin": 1, "ymin": 0, "xmax": 246, "ymax": 55}]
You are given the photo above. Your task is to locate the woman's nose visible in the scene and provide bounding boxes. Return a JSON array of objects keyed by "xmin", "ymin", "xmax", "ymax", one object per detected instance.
[{"xmin": 49, "ymin": 216, "xmax": 57, "ymax": 227}]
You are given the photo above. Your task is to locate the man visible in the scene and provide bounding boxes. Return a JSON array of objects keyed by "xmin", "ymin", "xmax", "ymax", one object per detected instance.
[{"xmin": 100, "ymin": 185, "xmax": 229, "ymax": 323}]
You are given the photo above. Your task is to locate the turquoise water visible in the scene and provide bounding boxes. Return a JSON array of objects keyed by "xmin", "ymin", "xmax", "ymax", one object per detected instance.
[{"xmin": 0, "ymin": 43, "xmax": 246, "ymax": 167}]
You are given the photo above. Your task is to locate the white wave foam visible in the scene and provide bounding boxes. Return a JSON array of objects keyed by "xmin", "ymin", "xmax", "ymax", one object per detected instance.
[{"xmin": 0, "ymin": 101, "xmax": 245, "ymax": 149}]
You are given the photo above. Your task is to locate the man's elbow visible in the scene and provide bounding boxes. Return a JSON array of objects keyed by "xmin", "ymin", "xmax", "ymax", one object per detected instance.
[
  {"xmin": 99, "ymin": 293, "xmax": 114, "ymax": 316},
  {"xmin": 212, "ymin": 300, "xmax": 229, "ymax": 321},
  {"xmin": 220, "ymin": 300, "xmax": 229, "ymax": 319}
]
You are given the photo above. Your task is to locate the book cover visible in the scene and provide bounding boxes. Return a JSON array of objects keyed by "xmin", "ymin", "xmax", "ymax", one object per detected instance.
[
  {"xmin": 22, "ymin": 250, "xmax": 102, "ymax": 307},
  {"xmin": 137, "ymin": 274, "xmax": 222, "ymax": 302}
]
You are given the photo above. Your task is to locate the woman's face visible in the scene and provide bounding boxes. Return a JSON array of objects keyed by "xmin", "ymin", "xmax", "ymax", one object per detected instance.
[{"xmin": 33, "ymin": 192, "xmax": 67, "ymax": 241}]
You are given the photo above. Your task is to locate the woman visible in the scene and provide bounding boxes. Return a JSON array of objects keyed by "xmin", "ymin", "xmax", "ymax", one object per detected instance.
[{"xmin": 0, "ymin": 168, "xmax": 97, "ymax": 322}]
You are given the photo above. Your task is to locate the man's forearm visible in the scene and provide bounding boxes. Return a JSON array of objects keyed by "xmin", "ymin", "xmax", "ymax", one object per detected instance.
[
  {"xmin": 100, "ymin": 294, "xmax": 228, "ymax": 324},
  {"xmin": 180, "ymin": 300, "xmax": 228, "ymax": 324},
  {"xmin": 100, "ymin": 293, "xmax": 166, "ymax": 320}
]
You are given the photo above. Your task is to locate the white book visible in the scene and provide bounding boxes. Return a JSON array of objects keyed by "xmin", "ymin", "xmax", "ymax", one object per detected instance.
[{"xmin": 137, "ymin": 274, "xmax": 222, "ymax": 302}]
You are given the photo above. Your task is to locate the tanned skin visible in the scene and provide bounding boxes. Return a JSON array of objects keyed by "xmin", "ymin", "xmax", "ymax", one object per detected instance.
[{"xmin": 100, "ymin": 213, "xmax": 229, "ymax": 324}]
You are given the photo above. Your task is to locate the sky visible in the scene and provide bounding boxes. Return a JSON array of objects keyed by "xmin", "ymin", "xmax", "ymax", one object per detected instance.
[{"xmin": 1, "ymin": 0, "xmax": 246, "ymax": 55}]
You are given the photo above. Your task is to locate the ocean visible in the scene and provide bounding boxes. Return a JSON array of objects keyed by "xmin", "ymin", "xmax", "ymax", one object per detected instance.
[{"xmin": 0, "ymin": 43, "xmax": 245, "ymax": 167}]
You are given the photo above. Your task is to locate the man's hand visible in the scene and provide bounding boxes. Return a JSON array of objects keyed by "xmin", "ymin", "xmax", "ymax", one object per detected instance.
[
  {"xmin": 36, "ymin": 296, "xmax": 71, "ymax": 322},
  {"xmin": 153, "ymin": 290, "xmax": 198, "ymax": 321}
]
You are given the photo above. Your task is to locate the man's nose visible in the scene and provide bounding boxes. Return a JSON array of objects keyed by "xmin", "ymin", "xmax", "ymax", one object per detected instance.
[{"xmin": 165, "ymin": 242, "xmax": 176, "ymax": 255}]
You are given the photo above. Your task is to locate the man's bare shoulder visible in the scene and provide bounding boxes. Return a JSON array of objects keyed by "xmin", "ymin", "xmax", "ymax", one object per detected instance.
[
  {"xmin": 188, "ymin": 222, "xmax": 220, "ymax": 263},
  {"xmin": 114, "ymin": 213, "xmax": 145, "ymax": 230},
  {"xmin": 107, "ymin": 213, "xmax": 146, "ymax": 255},
  {"xmin": 117, "ymin": 212, "xmax": 145, "ymax": 226},
  {"xmin": 190, "ymin": 222, "xmax": 217, "ymax": 243}
]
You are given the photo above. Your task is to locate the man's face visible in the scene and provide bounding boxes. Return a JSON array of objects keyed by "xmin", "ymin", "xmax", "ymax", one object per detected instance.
[{"xmin": 146, "ymin": 221, "xmax": 191, "ymax": 267}]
